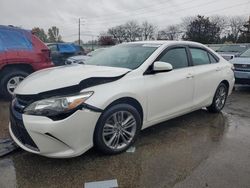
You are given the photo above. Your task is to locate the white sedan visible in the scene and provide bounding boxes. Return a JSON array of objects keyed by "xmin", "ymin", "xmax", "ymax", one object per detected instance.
[{"xmin": 9, "ymin": 41, "xmax": 235, "ymax": 158}]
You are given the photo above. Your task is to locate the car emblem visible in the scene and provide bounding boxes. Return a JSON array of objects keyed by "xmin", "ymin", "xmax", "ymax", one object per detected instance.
[{"xmin": 242, "ymin": 64, "xmax": 247, "ymax": 68}]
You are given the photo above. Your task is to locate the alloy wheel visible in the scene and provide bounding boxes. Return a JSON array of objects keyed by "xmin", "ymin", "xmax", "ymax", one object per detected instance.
[
  {"xmin": 102, "ymin": 111, "xmax": 137, "ymax": 150},
  {"xmin": 215, "ymin": 85, "xmax": 227, "ymax": 110}
]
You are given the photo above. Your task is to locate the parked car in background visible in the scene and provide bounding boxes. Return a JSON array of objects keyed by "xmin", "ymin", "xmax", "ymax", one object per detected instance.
[
  {"xmin": 65, "ymin": 48, "xmax": 106, "ymax": 65},
  {"xmin": 73, "ymin": 44, "xmax": 86, "ymax": 55},
  {"xmin": 0, "ymin": 25, "xmax": 53, "ymax": 99},
  {"xmin": 47, "ymin": 43, "xmax": 85, "ymax": 66},
  {"xmin": 230, "ymin": 48, "xmax": 250, "ymax": 84},
  {"xmin": 206, "ymin": 44, "xmax": 224, "ymax": 51},
  {"xmin": 10, "ymin": 41, "xmax": 234, "ymax": 158},
  {"xmin": 216, "ymin": 44, "xmax": 250, "ymax": 60}
]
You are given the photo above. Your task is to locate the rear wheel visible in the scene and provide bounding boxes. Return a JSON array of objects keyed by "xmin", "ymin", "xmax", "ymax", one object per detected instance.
[
  {"xmin": 207, "ymin": 83, "xmax": 228, "ymax": 113},
  {"xmin": 0, "ymin": 68, "xmax": 29, "ymax": 99},
  {"xmin": 94, "ymin": 104, "xmax": 142, "ymax": 154}
]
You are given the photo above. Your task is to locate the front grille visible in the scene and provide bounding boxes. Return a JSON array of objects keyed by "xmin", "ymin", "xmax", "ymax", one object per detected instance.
[
  {"xmin": 15, "ymin": 94, "xmax": 36, "ymax": 106},
  {"xmin": 234, "ymin": 64, "xmax": 250, "ymax": 71},
  {"xmin": 13, "ymin": 99, "xmax": 26, "ymax": 113},
  {"xmin": 10, "ymin": 102, "xmax": 39, "ymax": 151}
]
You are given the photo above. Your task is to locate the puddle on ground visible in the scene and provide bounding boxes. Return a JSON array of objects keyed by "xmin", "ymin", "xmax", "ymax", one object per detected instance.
[
  {"xmin": 0, "ymin": 87, "xmax": 250, "ymax": 188},
  {"xmin": 0, "ymin": 110, "xmax": 229, "ymax": 188},
  {"xmin": 0, "ymin": 138, "xmax": 19, "ymax": 157}
]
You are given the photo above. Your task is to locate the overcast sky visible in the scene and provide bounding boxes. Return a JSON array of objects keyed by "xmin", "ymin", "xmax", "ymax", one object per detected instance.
[{"xmin": 0, "ymin": 0, "xmax": 249, "ymax": 42}]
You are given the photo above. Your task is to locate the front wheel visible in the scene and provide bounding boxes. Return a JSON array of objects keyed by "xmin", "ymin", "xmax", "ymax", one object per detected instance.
[
  {"xmin": 94, "ymin": 104, "xmax": 142, "ymax": 154},
  {"xmin": 207, "ymin": 83, "xmax": 228, "ymax": 113}
]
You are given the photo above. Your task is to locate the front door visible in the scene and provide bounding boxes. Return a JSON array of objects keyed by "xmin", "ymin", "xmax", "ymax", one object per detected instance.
[{"xmin": 145, "ymin": 46, "xmax": 195, "ymax": 123}]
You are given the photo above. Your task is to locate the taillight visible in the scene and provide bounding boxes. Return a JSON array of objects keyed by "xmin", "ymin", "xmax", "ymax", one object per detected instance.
[{"xmin": 41, "ymin": 49, "xmax": 51, "ymax": 63}]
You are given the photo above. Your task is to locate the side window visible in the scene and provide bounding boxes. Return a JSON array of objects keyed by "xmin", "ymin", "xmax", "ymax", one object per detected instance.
[
  {"xmin": 190, "ymin": 48, "xmax": 210, "ymax": 66},
  {"xmin": 0, "ymin": 29, "xmax": 32, "ymax": 51},
  {"xmin": 208, "ymin": 53, "xmax": 218, "ymax": 63},
  {"xmin": 159, "ymin": 47, "xmax": 189, "ymax": 69}
]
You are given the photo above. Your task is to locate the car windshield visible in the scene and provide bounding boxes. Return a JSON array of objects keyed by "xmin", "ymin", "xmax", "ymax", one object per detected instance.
[
  {"xmin": 240, "ymin": 48, "xmax": 250, "ymax": 57},
  {"xmin": 84, "ymin": 43, "xmax": 159, "ymax": 69},
  {"xmin": 216, "ymin": 45, "xmax": 247, "ymax": 53}
]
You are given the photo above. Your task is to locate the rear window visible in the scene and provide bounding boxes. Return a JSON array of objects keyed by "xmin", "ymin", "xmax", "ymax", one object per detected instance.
[
  {"xmin": 190, "ymin": 48, "xmax": 210, "ymax": 66},
  {"xmin": 58, "ymin": 43, "xmax": 76, "ymax": 53},
  {"xmin": 240, "ymin": 49, "xmax": 250, "ymax": 57},
  {"xmin": 0, "ymin": 28, "xmax": 33, "ymax": 51}
]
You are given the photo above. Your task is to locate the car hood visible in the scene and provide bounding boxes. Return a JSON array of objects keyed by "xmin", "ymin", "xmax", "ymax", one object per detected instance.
[
  {"xmin": 15, "ymin": 64, "xmax": 130, "ymax": 95},
  {"xmin": 230, "ymin": 57, "xmax": 250, "ymax": 64}
]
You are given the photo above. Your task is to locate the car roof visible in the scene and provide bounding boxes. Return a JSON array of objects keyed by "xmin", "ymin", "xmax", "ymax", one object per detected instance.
[
  {"xmin": 47, "ymin": 42, "xmax": 75, "ymax": 45},
  {"xmin": 0, "ymin": 25, "xmax": 29, "ymax": 32},
  {"xmin": 131, "ymin": 40, "xmax": 205, "ymax": 46}
]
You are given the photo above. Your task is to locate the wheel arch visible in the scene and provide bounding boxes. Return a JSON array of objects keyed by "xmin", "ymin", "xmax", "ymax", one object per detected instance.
[
  {"xmin": 0, "ymin": 63, "xmax": 34, "ymax": 76},
  {"xmin": 93, "ymin": 97, "xmax": 144, "ymax": 153},
  {"xmin": 103, "ymin": 97, "xmax": 144, "ymax": 122},
  {"xmin": 221, "ymin": 80, "xmax": 229, "ymax": 90},
  {"xmin": 220, "ymin": 80, "xmax": 230, "ymax": 96}
]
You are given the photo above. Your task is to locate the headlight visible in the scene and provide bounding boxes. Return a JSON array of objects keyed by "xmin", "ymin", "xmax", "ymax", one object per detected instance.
[{"xmin": 24, "ymin": 91, "xmax": 93, "ymax": 116}]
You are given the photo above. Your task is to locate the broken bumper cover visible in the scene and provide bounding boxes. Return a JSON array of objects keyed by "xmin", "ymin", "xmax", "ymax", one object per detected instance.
[{"xmin": 9, "ymin": 102, "xmax": 101, "ymax": 158}]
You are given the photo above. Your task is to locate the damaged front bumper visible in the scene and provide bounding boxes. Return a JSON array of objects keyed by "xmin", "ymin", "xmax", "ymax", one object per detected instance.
[{"xmin": 9, "ymin": 99, "xmax": 101, "ymax": 158}]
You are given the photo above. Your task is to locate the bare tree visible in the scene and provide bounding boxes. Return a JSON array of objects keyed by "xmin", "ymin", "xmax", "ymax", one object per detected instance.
[
  {"xmin": 180, "ymin": 16, "xmax": 195, "ymax": 31},
  {"xmin": 141, "ymin": 21, "xmax": 156, "ymax": 40},
  {"xmin": 228, "ymin": 16, "xmax": 246, "ymax": 43},
  {"xmin": 98, "ymin": 34, "xmax": 115, "ymax": 45},
  {"xmin": 107, "ymin": 25, "xmax": 126, "ymax": 43},
  {"xmin": 124, "ymin": 21, "xmax": 141, "ymax": 42},
  {"xmin": 157, "ymin": 25, "xmax": 181, "ymax": 40},
  {"xmin": 210, "ymin": 15, "xmax": 228, "ymax": 36}
]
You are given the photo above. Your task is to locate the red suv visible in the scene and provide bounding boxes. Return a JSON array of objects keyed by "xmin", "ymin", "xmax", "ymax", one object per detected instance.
[{"xmin": 0, "ymin": 25, "xmax": 54, "ymax": 99}]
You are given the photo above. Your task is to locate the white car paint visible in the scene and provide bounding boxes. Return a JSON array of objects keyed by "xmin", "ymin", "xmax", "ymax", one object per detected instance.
[
  {"xmin": 15, "ymin": 64, "xmax": 130, "ymax": 94},
  {"xmin": 10, "ymin": 41, "xmax": 235, "ymax": 158}
]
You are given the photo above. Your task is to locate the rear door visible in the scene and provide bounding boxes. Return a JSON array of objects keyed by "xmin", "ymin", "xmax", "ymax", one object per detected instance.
[
  {"xmin": 188, "ymin": 47, "xmax": 222, "ymax": 108},
  {"xmin": 0, "ymin": 31, "xmax": 7, "ymax": 66},
  {"xmin": 145, "ymin": 46, "xmax": 195, "ymax": 123}
]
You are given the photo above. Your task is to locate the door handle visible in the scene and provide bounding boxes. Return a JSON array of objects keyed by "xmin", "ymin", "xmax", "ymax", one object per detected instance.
[{"xmin": 186, "ymin": 73, "xmax": 194, "ymax": 79}]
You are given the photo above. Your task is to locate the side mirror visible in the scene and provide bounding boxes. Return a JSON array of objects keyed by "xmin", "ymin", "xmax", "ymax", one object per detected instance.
[{"xmin": 153, "ymin": 61, "xmax": 173, "ymax": 72}]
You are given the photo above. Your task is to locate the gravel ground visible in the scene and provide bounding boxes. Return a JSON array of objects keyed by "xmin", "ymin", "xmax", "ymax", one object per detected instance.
[{"xmin": 0, "ymin": 101, "xmax": 10, "ymax": 139}]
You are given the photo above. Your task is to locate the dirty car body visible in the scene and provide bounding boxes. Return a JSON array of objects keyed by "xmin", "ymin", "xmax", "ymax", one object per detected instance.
[
  {"xmin": 9, "ymin": 41, "xmax": 235, "ymax": 158},
  {"xmin": 230, "ymin": 48, "xmax": 250, "ymax": 84}
]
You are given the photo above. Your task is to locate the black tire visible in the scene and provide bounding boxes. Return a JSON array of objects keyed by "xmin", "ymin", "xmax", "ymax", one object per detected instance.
[
  {"xmin": 94, "ymin": 103, "xmax": 142, "ymax": 155},
  {"xmin": 207, "ymin": 83, "xmax": 228, "ymax": 113},
  {"xmin": 0, "ymin": 68, "xmax": 29, "ymax": 100}
]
